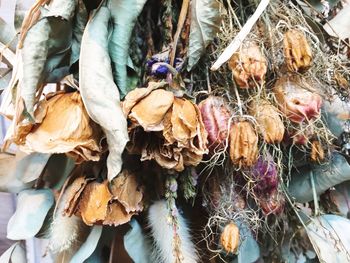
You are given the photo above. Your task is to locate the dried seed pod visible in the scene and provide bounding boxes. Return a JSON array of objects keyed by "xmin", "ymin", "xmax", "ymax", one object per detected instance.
[
  {"xmin": 258, "ymin": 190, "xmax": 285, "ymax": 216},
  {"xmin": 229, "ymin": 121, "xmax": 258, "ymax": 167},
  {"xmin": 250, "ymin": 100, "xmax": 284, "ymax": 143},
  {"xmin": 251, "ymin": 154, "xmax": 278, "ymax": 195},
  {"xmin": 311, "ymin": 140, "xmax": 325, "ymax": 163},
  {"xmin": 228, "ymin": 41, "xmax": 267, "ymax": 88},
  {"xmin": 284, "ymin": 29, "xmax": 312, "ymax": 72},
  {"xmin": 220, "ymin": 222, "xmax": 239, "ymax": 254},
  {"xmin": 273, "ymin": 77, "xmax": 322, "ymax": 123},
  {"xmin": 198, "ymin": 96, "xmax": 232, "ymax": 151}
]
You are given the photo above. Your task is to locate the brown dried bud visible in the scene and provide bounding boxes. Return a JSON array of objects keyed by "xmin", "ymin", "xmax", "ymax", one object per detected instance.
[
  {"xmin": 273, "ymin": 77, "xmax": 322, "ymax": 123},
  {"xmin": 250, "ymin": 100, "xmax": 285, "ymax": 144},
  {"xmin": 259, "ymin": 190, "xmax": 285, "ymax": 216},
  {"xmin": 311, "ymin": 140, "xmax": 325, "ymax": 163},
  {"xmin": 220, "ymin": 222, "xmax": 240, "ymax": 254},
  {"xmin": 284, "ymin": 29, "xmax": 312, "ymax": 72},
  {"xmin": 228, "ymin": 42, "xmax": 267, "ymax": 88},
  {"xmin": 198, "ymin": 96, "xmax": 232, "ymax": 151},
  {"xmin": 229, "ymin": 121, "xmax": 258, "ymax": 167}
]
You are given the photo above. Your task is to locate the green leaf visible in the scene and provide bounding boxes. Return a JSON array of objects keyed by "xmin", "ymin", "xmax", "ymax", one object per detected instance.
[
  {"xmin": 124, "ymin": 219, "xmax": 152, "ymax": 263},
  {"xmin": 70, "ymin": 225, "xmax": 103, "ymax": 263},
  {"xmin": 79, "ymin": 6, "xmax": 128, "ymax": 181},
  {"xmin": 0, "ymin": 242, "xmax": 26, "ymax": 263},
  {"xmin": 306, "ymin": 214, "xmax": 350, "ymax": 262},
  {"xmin": 7, "ymin": 189, "xmax": 54, "ymax": 240},
  {"xmin": 187, "ymin": 0, "xmax": 221, "ymax": 71},
  {"xmin": 108, "ymin": 0, "xmax": 147, "ymax": 97}
]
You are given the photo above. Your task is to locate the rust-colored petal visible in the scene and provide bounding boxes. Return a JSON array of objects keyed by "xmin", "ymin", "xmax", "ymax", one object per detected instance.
[
  {"xmin": 63, "ymin": 177, "xmax": 89, "ymax": 217},
  {"xmin": 103, "ymin": 201, "xmax": 135, "ymax": 227}
]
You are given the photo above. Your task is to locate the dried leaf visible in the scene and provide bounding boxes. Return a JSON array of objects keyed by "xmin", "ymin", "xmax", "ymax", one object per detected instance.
[
  {"xmin": 78, "ymin": 180, "xmax": 112, "ymax": 226},
  {"xmin": 71, "ymin": 0, "xmax": 88, "ymax": 65},
  {"xmin": 108, "ymin": 0, "xmax": 147, "ymax": 96},
  {"xmin": 103, "ymin": 201, "xmax": 135, "ymax": 227},
  {"xmin": 324, "ymin": 4, "xmax": 350, "ymax": 40},
  {"xmin": 0, "ymin": 242, "xmax": 26, "ymax": 263},
  {"xmin": 187, "ymin": 0, "xmax": 221, "ymax": 70},
  {"xmin": 21, "ymin": 92, "xmax": 102, "ymax": 162},
  {"xmin": 64, "ymin": 177, "xmax": 89, "ymax": 217},
  {"xmin": 79, "ymin": 6, "xmax": 128, "ymax": 181},
  {"xmin": 130, "ymin": 89, "xmax": 174, "ymax": 132},
  {"xmin": 109, "ymin": 170, "xmax": 143, "ymax": 213},
  {"xmin": 7, "ymin": 189, "xmax": 54, "ymax": 240}
]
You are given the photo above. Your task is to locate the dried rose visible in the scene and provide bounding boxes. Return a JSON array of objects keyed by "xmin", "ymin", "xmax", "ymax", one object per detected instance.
[
  {"xmin": 273, "ymin": 77, "xmax": 322, "ymax": 123},
  {"xmin": 198, "ymin": 96, "xmax": 232, "ymax": 151},
  {"xmin": 311, "ymin": 140, "xmax": 325, "ymax": 163},
  {"xmin": 284, "ymin": 29, "xmax": 312, "ymax": 72},
  {"xmin": 220, "ymin": 222, "xmax": 240, "ymax": 254},
  {"xmin": 258, "ymin": 190, "xmax": 285, "ymax": 216},
  {"xmin": 228, "ymin": 41, "xmax": 267, "ymax": 88},
  {"xmin": 20, "ymin": 92, "xmax": 103, "ymax": 163},
  {"xmin": 249, "ymin": 100, "xmax": 284, "ymax": 144},
  {"xmin": 229, "ymin": 121, "xmax": 258, "ymax": 167}
]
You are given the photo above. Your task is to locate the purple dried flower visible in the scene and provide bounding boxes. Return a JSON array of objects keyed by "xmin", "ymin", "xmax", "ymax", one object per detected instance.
[{"xmin": 251, "ymin": 154, "xmax": 278, "ymax": 195}]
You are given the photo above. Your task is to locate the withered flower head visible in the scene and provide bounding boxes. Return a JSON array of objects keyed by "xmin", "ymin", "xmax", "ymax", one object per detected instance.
[
  {"xmin": 284, "ymin": 29, "xmax": 312, "ymax": 72},
  {"xmin": 228, "ymin": 41, "xmax": 267, "ymax": 88},
  {"xmin": 273, "ymin": 77, "xmax": 322, "ymax": 123},
  {"xmin": 249, "ymin": 100, "xmax": 285, "ymax": 144},
  {"xmin": 229, "ymin": 120, "xmax": 258, "ymax": 167},
  {"xmin": 21, "ymin": 92, "xmax": 103, "ymax": 163},
  {"xmin": 220, "ymin": 222, "xmax": 240, "ymax": 254},
  {"xmin": 311, "ymin": 140, "xmax": 325, "ymax": 163}
]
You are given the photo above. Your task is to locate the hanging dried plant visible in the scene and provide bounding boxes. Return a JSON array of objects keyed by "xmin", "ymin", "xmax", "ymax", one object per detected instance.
[
  {"xmin": 220, "ymin": 222, "xmax": 240, "ymax": 254},
  {"xmin": 311, "ymin": 140, "xmax": 325, "ymax": 163},
  {"xmin": 284, "ymin": 29, "xmax": 312, "ymax": 72},
  {"xmin": 229, "ymin": 121, "xmax": 258, "ymax": 167},
  {"xmin": 228, "ymin": 41, "xmax": 267, "ymax": 88},
  {"xmin": 249, "ymin": 100, "xmax": 284, "ymax": 144},
  {"xmin": 258, "ymin": 190, "xmax": 285, "ymax": 216},
  {"xmin": 20, "ymin": 92, "xmax": 103, "ymax": 163},
  {"xmin": 198, "ymin": 96, "xmax": 232, "ymax": 151},
  {"xmin": 273, "ymin": 77, "xmax": 322, "ymax": 123}
]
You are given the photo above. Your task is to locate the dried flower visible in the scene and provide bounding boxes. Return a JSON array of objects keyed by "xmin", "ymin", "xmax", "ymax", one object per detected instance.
[
  {"xmin": 251, "ymin": 155, "xmax": 278, "ymax": 195},
  {"xmin": 249, "ymin": 100, "xmax": 284, "ymax": 144},
  {"xmin": 228, "ymin": 41, "xmax": 267, "ymax": 88},
  {"xmin": 311, "ymin": 140, "xmax": 325, "ymax": 163},
  {"xmin": 229, "ymin": 121, "xmax": 258, "ymax": 167},
  {"xmin": 273, "ymin": 77, "xmax": 322, "ymax": 123},
  {"xmin": 198, "ymin": 96, "xmax": 232, "ymax": 151},
  {"xmin": 284, "ymin": 29, "xmax": 312, "ymax": 72},
  {"xmin": 220, "ymin": 222, "xmax": 239, "ymax": 254},
  {"xmin": 258, "ymin": 190, "xmax": 285, "ymax": 216}
]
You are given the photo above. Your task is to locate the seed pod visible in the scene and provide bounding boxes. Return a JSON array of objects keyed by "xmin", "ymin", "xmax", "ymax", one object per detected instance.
[
  {"xmin": 198, "ymin": 96, "xmax": 232, "ymax": 151},
  {"xmin": 273, "ymin": 77, "xmax": 322, "ymax": 123},
  {"xmin": 250, "ymin": 100, "xmax": 284, "ymax": 143},
  {"xmin": 258, "ymin": 190, "xmax": 285, "ymax": 216},
  {"xmin": 284, "ymin": 29, "xmax": 312, "ymax": 72},
  {"xmin": 228, "ymin": 41, "xmax": 267, "ymax": 88},
  {"xmin": 229, "ymin": 121, "xmax": 258, "ymax": 167},
  {"xmin": 220, "ymin": 222, "xmax": 239, "ymax": 254},
  {"xmin": 311, "ymin": 140, "xmax": 325, "ymax": 163}
]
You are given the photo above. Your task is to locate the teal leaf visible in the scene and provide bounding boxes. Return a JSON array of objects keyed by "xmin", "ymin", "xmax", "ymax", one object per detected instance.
[
  {"xmin": 0, "ymin": 17, "xmax": 17, "ymax": 52},
  {"xmin": 124, "ymin": 219, "xmax": 151, "ymax": 263},
  {"xmin": 330, "ymin": 181, "xmax": 350, "ymax": 218},
  {"xmin": 187, "ymin": 0, "xmax": 221, "ymax": 71},
  {"xmin": 79, "ymin": 6, "xmax": 128, "ymax": 181},
  {"xmin": 7, "ymin": 189, "xmax": 54, "ymax": 240},
  {"xmin": 14, "ymin": 0, "xmax": 36, "ymax": 33},
  {"xmin": 306, "ymin": 214, "xmax": 350, "ymax": 262},
  {"xmin": 0, "ymin": 242, "xmax": 26, "ymax": 263},
  {"xmin": 70, "ymin": 225, "xmax": 103, "ymax": 263},
  {"xmin": 108, "ymin": 0, "xmax": 147, "ymax": 97}
]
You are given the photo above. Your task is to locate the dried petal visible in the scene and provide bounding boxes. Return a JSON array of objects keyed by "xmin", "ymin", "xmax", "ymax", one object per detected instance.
[
  {"xmin": 63, "ymin": 177, "xmax": 89, "ymax": 217},
  {"xmin": 103, "ymin": 201, "xmax": 135, "ymax": 227},
  {"xmin": 258, "ymin": 190, "xmax": 285, "ymax": 216},
  {"xmin": 220, "ymin": 222, "xmax": 239, "ymax": 254},
  {"xmin": 311, "ymin": 140, "xmax": 325, "ymax": 163}
]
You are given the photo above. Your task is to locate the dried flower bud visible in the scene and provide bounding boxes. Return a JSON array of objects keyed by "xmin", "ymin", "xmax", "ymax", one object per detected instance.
[
  {"xmin": 229, "ymin": 121, "xmax": 258, "ymax": 167},
  {"xmin": 251, "ymin": 155, "xmax": 278, "ymax": 195},
  {"xmin": 198, "ymin": 96, "xmax": 232, "ymax": 151},
  {"xmin": 284, "ymin": 29, "xmax": 312, "ymax": 72},
  {"xmin": 220, "ymin": 222, "xmax": 240, "ymax": 254},
  {"xmin": 228, "ymin": 41, "xmax": 267, "ymax": 88},
  {"xmin": 273, "ymin": 77, "xmax": 322, "ymax": 123},
  {"xmin": 258, "ymin": 190, "xmax": 285, "ymax": 216},
  {"xmin": 250, "ymin": 100, "xmax": 284, "ymax": 143},
  {"xmin": 311, "ymin": 140, "xmax": 325, "ymax": 163}
]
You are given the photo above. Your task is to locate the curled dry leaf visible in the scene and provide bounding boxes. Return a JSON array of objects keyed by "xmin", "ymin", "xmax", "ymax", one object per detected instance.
[
  {"xmin": 125, "ymin": 87, "xmax": 208, "ymax": 172},
  {"xmin": 220, "ymin": 222, "xmax": 239, "ymax": 254},
  {"xmin": 273, "ymin": 77, "xmax": 322, "ymax": 123},
  {"xmin": 284, "ymin": 29, "xmax": 312, "ymax": 72},
  {"xmin": 77, "ymin": 180, "xmax": 112, "ymax": 226},
  {"xmin": 109, "ymin": 170, "xmax": 143, "ymax": 213},
  {"xmin": 249, "ymin": 100, "xmax": 284, "ymax": 144},
  {"xmin": 198, "ymin": 96, "xmax": 232, "ymax": 151},
  {"xmin": 64, "ymin": 176, "xmax": 89, "ymax": 217},
  {"xmin": 311, "ymin": 140, "xmax": 325, "ymax": 163},
  {"xmin": 228, "ymin": 41, "xmax": 267, "ymax": 88},
  {"xmin": 229, "ymin": 121, "xmax": 258, "ymax": 167},
  {"xmin": 21, "ymin": 92, "xmax": 103, "ymax": 163}
]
